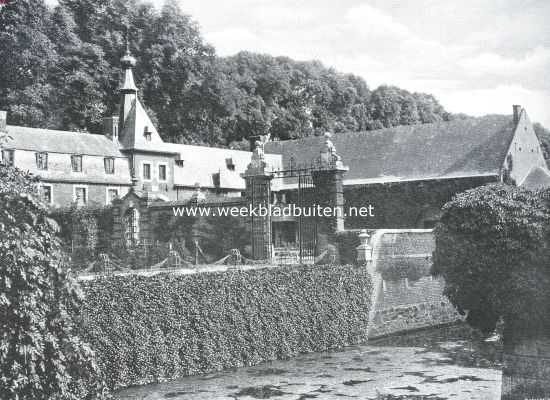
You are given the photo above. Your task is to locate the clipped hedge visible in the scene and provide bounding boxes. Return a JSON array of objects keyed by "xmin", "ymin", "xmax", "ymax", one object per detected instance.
[{"xmin": 80, "ymin": 264, "xmax": 372, "ymax": 389}]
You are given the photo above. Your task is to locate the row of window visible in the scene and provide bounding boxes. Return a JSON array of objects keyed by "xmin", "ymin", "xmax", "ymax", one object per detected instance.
[
  {"xmin": 39, "ymin": 184, "xmax": 120, "ymax": 206},
  {"xmin": 141, "ymin": 162, "xmax": 167, "ymax": 182},
  {"xmin": 1, "ymin": 149, "xmax": 117, "ymax": 174}
]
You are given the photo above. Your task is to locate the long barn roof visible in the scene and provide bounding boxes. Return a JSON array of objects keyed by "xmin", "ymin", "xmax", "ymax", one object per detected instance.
[{"xmin": 265, "ymin": 115, "xmax": 516, "ymax": 184}]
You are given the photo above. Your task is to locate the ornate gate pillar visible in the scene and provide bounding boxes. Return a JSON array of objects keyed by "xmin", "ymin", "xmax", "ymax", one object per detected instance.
[
  {"xmin": 311, "ymin": 133, "xmax": 349, "ymax": 248},
  {"xmin": 243, "ymin": 141, "xmax": 273, "ymax": 261}
]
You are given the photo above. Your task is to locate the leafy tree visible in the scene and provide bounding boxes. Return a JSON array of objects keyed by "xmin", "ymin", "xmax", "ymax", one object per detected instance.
[
  {"xmin": 0, "ymin": 0, "xmax": 59, "ymax": 127},
  {"xmin": 432, "ymin": 184, "xmax": 550, "ymax": 337},
  {"xmin": 0, "ymin": 164, "xmax": 107, "ymax": 399},
  {"xmin": 533, "ymin": 122, "xmax": 550, "ymax": 167},
  {"xmin": 2, "ymin": 0, "xmax": 452, "ymax": 145}
]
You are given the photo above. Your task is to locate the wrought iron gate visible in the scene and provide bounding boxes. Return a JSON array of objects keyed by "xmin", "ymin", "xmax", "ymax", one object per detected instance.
[
  {"xmin": 297, "ymin": 173, "xmax": 317, "ymax": 264},
  {"xmin": 248, "ymin": 165, "xmax": 319, "ymax": 265}
]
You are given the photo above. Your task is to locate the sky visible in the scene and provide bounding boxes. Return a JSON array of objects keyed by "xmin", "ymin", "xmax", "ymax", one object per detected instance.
[{"xmin": 48, "ymin": 0, "xmax": 550, "ymax": 127}]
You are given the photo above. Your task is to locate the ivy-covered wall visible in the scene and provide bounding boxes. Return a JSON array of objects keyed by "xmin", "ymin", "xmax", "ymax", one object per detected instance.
[
  {"xmin": 79, "ymin": 264, "xmax": 372, "ymax": 390},
  {"xmin": 344, "ymin": 176, "xmax": 498, "ymax": 229},
  {"xmin": 149, "ymin": 204, "xmax": 251, "ymax": 261}
]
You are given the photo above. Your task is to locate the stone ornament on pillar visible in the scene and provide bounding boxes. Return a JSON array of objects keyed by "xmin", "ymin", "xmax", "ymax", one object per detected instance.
[
  {"xmin": 319, "ymin": 132, "xmax": 348, "ymax": 171},
  {"xmin": 356, "ymin": 229, "xmax": 373, "ymax": 265},
  {"xmin": 190, "ymin": 182, "xmax": 205, "ymax": 203},
  {"xmin": 244, "ymin": 140, "xmax": 270, "ymax": 176}
]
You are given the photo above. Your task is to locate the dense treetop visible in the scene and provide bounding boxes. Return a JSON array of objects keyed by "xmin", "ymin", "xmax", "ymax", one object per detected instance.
[
  {"xmin": 1, "ymin": 0, "xmax": 549, "ymax": 155},
  {"xmin": 1, "ymin": 0, "xmax": 453, "ymax": 148}
]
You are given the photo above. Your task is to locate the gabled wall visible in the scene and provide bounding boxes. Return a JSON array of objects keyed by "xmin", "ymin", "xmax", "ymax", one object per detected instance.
[{"xmin": 503, "ymin": 109, "xmax": 547, "ymax": 185}]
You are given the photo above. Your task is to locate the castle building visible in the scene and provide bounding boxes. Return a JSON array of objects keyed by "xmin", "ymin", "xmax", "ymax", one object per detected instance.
[
  {"xmin": 0, "ymin": 51, "xmax": 548, "ymax": 237},
  {"xmin": 0, "ymin": 51, "xmax": 271, "ymax": 208}
]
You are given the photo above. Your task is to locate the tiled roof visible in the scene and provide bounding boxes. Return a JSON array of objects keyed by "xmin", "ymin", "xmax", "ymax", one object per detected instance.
[
  {"xmin": 519, "ymin": 166, "xmax": 550, "ymax": 191},
  {"xmin": 265, "ymin": 115, "xmax": 516, "ymax": 184},
  {"xmin": 119, "ymin": 99, "xmax": 165, "ymax": 151},
  {"xmin": 155, "ymin": 143, "xmax": 281, "ymax": 189},
  {"xmin": 4, "ymin": 125, "xmax": 124, "ymax": 157}
]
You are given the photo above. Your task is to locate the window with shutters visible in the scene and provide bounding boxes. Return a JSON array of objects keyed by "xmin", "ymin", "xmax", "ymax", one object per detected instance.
[
  {"xmin": 41, "ymin": 185, "xmax": 53, "ymax": 204},
  {"xmin": 74, "ymin": 186, "xmax": 87, "ymax": 206},
  {"xmin": 1, "ymin": 149, "xmax": 14, "ymax": 166},
  {"xmin": 158, "ymin": 164, "xmax": 167, "ymax": 181},
  {"xmin": 71, "ymin": 155, "xmax": 83, "ymax": 172},
  {"xmin": 36, "ymin": 152, "xmax": 48, "ymax": 170},
  {"xmin": 104, "ymin": 157, "xmax": 115, "ymax": 174},
  {"xmin": 142, "ymin": 163, "xmax": 151, "ymax": 180}
]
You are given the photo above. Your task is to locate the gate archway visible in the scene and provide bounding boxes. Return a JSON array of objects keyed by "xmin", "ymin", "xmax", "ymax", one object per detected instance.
[{"xmin": 245, "ymin": 133, "xmax": 348, "ymax": 264}]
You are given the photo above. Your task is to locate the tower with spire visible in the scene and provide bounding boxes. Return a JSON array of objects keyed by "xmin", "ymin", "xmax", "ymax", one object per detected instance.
[
  {"xmin": 114, "ymin": 47, "xmax": 164, "ymax": 151},
  {"xmin": 118, "ymin": 48, "xmax": 138, "ymax": 136}
]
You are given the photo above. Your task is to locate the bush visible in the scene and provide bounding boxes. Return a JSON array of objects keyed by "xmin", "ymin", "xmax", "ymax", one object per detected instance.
[
  {"xmin": 432, "ymin": 184, "xmax": 550, "ymax": 336},
  {"xmin": 0, "ymin": 164, "xmax": 107, "ymax": 399},
  {"xmin": 80, "ymin": 264, "xmax": 373, "ymax": 389},
  {"xmin": 335, "ymin": 230, "xmax": 362, "ymax": 264}
]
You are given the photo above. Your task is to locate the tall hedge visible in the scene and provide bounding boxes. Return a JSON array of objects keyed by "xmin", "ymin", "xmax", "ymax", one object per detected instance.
[
  {"xmin": 433, "ymin": 184, "xmax": 550, "ymax": 336},
  {"xmin": 0, "ymin": 164, "xmax": 107, "ymax": 400},
  {"xmin": 80, "ymin": 264, "xmax": 372, "ymax": 389}
]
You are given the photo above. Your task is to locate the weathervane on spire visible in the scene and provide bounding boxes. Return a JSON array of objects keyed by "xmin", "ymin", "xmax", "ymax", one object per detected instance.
[
  {"xmin": 119, "ymin": 24, "xmax": 137, "ymax": 93},
  {"xmin": 125, "ymin": 25, "xmax": 131, "ymax": 55},
  {"xmin": 120, "ymin": 25, "xmax": 136, "ymax": 69}
]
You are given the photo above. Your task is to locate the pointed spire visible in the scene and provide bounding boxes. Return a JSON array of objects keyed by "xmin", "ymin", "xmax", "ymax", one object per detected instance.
[
  {"xmin": 118, "ymin": 36, "xmax": 138, "ymax": 142},
  {"xmin": 120, "ymin": 25, "xmax": 137, "ymax": 92},
  {"xmin": 120, "ymin": 51, "xmax": 137, "ymax": 93}
]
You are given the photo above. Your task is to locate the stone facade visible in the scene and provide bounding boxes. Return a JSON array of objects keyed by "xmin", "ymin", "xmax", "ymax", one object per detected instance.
[{"xmin": 359, "ymin": 229, "xmax": 463, "ymax": 338}]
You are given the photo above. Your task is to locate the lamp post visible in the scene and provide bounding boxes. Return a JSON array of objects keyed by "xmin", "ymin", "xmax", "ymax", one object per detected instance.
[{"xmin": 356, "ymin": 229, "xmax": 372, "ymax": 264}]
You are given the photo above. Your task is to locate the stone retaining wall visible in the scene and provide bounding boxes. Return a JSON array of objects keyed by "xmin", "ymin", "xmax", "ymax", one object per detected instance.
[{"xmin": 366, "ymin": 229, "xmax": 463, "ymax": 338}]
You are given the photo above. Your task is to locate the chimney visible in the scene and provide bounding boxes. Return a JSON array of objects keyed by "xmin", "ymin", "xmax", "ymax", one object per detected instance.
[
  {"xmin": 0, "ymin": 111, "xmax": 7, "ymax": 132},
  {"xmin": 103, "ymin": 116, "xmax": 120, "ymax": 141},
  {"xmin": 513, "ymin": 105, "xmax": 522, "ymax": 125}
]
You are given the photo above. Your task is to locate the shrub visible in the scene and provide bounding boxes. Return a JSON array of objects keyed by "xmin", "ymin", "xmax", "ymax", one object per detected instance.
[
  {"xmin": 432, "ymin": 184, "xmax": 550, "ymax": 336},
  {"xmin": 80, "ymin": 264, "xmax": 372, "ymax": 389},
  {"xmin": 335, "ymin": 230, "xmax": 362, "ymax": 264},
  {"xmin": 0, "ymin": 164, "xmax": 107, "ymax": 399}
]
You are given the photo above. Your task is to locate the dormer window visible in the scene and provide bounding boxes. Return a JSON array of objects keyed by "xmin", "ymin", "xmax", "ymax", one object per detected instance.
[
  {"xmin": 71, "ymin": 155, "xmax": 83, "ymax": 172},
  {"xmin": 144, "ymin": 126, "xmax": 152, "ymax": 141},
  {"xmin": 36, "ymin": 152, "xmax": 48, "ymax": 170},
  {"xmin": 226, "ymin": 158, "xmax": 235, "ymax": 171},
  {"xmin": 104, "ymin": 157, "xmax": 115, "ymax": 174}
]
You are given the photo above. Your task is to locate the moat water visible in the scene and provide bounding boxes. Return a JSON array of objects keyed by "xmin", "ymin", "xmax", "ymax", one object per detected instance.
[{"xmin": 114, "ymin": 324, "xmax": 502, "ymax": 400}]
